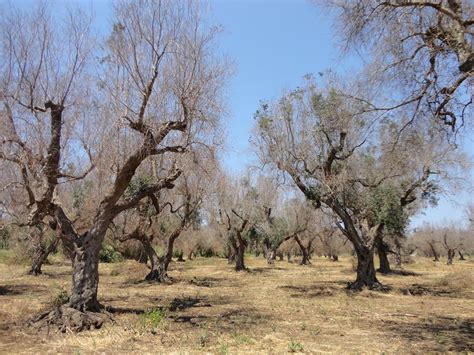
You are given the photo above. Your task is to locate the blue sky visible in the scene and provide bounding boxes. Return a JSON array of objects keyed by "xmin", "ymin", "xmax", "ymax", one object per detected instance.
[{"xmin": 10, "ymin": 0, "xmax": 473, "ymax": 229}]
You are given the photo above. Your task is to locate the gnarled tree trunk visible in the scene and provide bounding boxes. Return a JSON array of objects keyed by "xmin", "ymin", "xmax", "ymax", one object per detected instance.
[
  {"xmin": 233, "ymin": 232, "xmax": 246, "ymax": 271},
  {"xmin": 294, "ymin": 235, "xmax": 311, "ymax": 265},
  {"xmin": 69, "ymin": 236, "xmax": 103, "ymax": 312},
  {"xmin": 28, "ymin": 237, "xmax": 58, "ymax": 276},
  {"xmin": 376, "ymin": 238, "xmax": 391, "ymax": 274},
  {"xmin": 349, "ymin": 246, "xmax": 380, "ymax": 290},
  {"xmin": 263, "ymin": 242, "xmax": 275, "ymax": 265}
]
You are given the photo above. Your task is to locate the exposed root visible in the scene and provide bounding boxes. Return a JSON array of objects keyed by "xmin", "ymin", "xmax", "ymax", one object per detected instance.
[
  {"xmin": 347, "ymin": 280, "xmax": 390, "ymax": 292},
  {"xmin": 30, "ymin": 305, "xmax": 112, "ymax": 333},
  {"xmin": 145, "ymin": 270, "xmax": 172, "ymax": 283}
]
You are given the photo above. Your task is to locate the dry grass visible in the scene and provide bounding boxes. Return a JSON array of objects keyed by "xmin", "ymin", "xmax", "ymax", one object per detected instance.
[{"xmin": 0, "ymin": 253, "xmax": 473, "ymax": 353}]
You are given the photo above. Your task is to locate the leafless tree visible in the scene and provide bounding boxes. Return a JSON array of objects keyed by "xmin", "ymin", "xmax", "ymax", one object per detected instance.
[{"xmin": 321, "ymin": 0, "xmax": 473, "ymax": 130}]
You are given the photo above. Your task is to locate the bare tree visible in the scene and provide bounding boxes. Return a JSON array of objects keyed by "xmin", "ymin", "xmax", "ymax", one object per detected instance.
[
  {"xmin": 1, "ymin": 0, "xmax": 227, "ymax": 331},
  {"xmin": 321, "ymin": 0, "xmax": 473, "ymax": 130}
]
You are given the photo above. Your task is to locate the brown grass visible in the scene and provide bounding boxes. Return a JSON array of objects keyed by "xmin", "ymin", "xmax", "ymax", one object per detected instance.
[{"xmin": 0, "ymin": 253, "xmax": 473, "ymax": 353}]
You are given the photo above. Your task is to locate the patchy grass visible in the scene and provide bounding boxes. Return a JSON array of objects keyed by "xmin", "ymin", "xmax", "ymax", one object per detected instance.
[{"xmin": 0, "ymin": 255, "xmax": 473, "ymax": 353}]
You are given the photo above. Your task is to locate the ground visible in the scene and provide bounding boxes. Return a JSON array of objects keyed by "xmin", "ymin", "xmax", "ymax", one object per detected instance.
[{"xmin": 0, "ymin": 251, "xmax": 473, "ymax": 353}]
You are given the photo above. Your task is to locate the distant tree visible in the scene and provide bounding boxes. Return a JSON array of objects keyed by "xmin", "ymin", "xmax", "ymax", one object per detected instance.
[{"xmin": 253, "ymin": 77, "xmax": 463, "ymax": 289}]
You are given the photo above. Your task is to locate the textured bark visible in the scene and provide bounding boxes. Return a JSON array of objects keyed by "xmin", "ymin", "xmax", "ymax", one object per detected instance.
[
  {"xmin": 458, "ymin": 250, "xmax": 465, "ymax": 261},
  {"xmin": 69, "ymin": 236, "xmax": 103, "ymax": 312},
  {"xmin": 376, "ymin": 238, "xmax": 391, "ymax": 274},
  {"xmin": 294, "ymin": 235, "xmax": 311, "ymax": 265},
  {"xmin": 235, "ymin": 242, "xmax": 245, "ymax": 271},
  {"xmin": 349, "ymin": 246, "xmax": 380, "ymax": 290},
  {"xmin": 28, "ymin": 237, "xmax": 58, "ymax": 276}
]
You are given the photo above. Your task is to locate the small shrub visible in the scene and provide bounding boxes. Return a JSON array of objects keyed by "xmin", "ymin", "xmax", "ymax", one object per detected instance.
[
  {"xmin": 99, "ymin": 244, "xmax": 123, "ymax": 263},
  {"xmin": 198, "ymin": 331, "xmax": 209, "ymax": 347},
  {"xmin": 219, "ymin": 344, "xmax": 229, "ymax": 355},
  {"xmin": 139, "ymin": 308, "xmax": 167, "ymax": 330},
  {"xmin": 48, "ymin": 288, "xmax": 69, "ymax": 308},
  {"xmin": 288, "ymin": 341, "xmax": 304, "ymax": 353}
]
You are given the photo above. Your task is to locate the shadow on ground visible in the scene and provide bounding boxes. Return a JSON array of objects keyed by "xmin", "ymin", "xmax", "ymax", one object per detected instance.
[{"xmin": 386, "ymin": 316, "xmax": 474, "ymax": 352}]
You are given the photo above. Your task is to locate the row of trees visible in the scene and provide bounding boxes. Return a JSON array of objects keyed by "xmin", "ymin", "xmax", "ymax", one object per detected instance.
[{"xmin": 0, "ymin": 0, "xmax": 472, "ymax": 332}]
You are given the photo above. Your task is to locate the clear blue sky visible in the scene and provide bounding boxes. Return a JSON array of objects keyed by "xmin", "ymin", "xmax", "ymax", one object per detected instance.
[{"xmin": 11, "ymin": 0, "xmax": 474, "ymax": 229}]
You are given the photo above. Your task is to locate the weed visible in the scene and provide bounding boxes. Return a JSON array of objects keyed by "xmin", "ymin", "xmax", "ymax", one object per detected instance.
[
  {"xmin": 139, "ymin": 308, "xmax": 167, "ymax": 330},
  {"xmin": 48, "ymin": 288, "xmax": 69, "ymax": 308},
  {"xmin": 198, "ymin": 331, "xmax": 209, "ymax": 347},
  {"xmin": 233, "ymin": 333, "xmax": 255, "ymax": 345},
  {"xmin": 219, "ymin": 343, "xmax": 229, "ymax": 355},
  {"xmin": 288, "ymin": 341, "xmax": 304, "ymax": 353}
]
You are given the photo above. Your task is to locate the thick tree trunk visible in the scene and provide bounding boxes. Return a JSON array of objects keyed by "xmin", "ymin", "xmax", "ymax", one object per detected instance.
[
  {"xmin": 348, "ymin": 246, "xmax": 380, "ymax": 290},
  {"xmin": 235, "ymin": 241, "xmax": 246, "ymax": 271},
  {"xmin": 28, "ymin": 238, "xmax": 58, "ymax": 276},
  {"xmin": 294, "ymin": 235, "xmax": 311, "ymax": 265},
  {"xmin": 68, "ymin": 237, "xmax": 102, "ymax": 312},
  {"xmin": 446, "ymin": 249, "xmax": 455, "ymax": 265},
  {"xmin": 376, "ymin": 238, "xmax": 391, "ymax": 274}
]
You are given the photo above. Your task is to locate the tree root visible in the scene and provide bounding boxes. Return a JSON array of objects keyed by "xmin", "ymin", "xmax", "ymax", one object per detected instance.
[
  {"xmin": 347, "ymin": 280, "xmax": 390, "ymax": 292},
  {"xmin": 30, "ymin": 305, "xmax": 112, "ymax": 333},
  {"xmin": 145, "ymin": 270, "xmax": 172, "ymax": 283}
]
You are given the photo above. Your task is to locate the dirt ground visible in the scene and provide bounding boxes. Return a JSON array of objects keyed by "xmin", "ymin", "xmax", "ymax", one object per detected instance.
[{"xmin": 0, "ymin": 252, "xmax": 473, "ymax": 354}]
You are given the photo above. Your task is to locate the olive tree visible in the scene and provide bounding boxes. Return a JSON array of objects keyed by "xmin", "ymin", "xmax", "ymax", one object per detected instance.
[
  {"xmin": 0, "ymin": 0, "xmax": 227, "ymax": 331},
  {"xmin": 321, "ymin": 0, "xmax": 473, "ymax": 130},
  {"xmin": 254, "ymin": 76, "xmax": 462, "ymax": 288}
]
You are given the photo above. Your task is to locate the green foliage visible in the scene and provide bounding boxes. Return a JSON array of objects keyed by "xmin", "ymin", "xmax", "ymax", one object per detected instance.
[
  {"xmin": 366, "ymin": 185, "xmax": 408, "ymax": 234},
  {"xmin": 267, "ymin": 217, "xmax": 288, "ymax": 248},
  {"xmin": 0, "ymin": 228, "xmax": 10, "ymax": 249},
  {"xmin": 288, "ymin": 340, "xmax": 304, "ymax": 352},
  {"xmin": 99, "ymin": 244, "xmax": 123, "ymax": 263},
  {"xmin": 48, "ymin": 288, "xmax": 69, "ymax": 308},
  {"xmin": 233, "ymin": 333, "xmax": 256, "ymax": 345},
  {"xmin": 125, "ymin": 174, "xmax": 155, "ymax": 216},
  {"xmin": 139, "ymin": 308, "xmax": 167, "ymax": 330}
]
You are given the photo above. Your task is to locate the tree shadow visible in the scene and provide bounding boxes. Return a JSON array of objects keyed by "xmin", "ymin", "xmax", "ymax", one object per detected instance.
[
  {"xmin": 279, "ymin": 283, "xmax": 338, "ymax": 298},
  {"xmin": 386, "ymin": 316, "xmax": 474, "ymax": 352},
  {"xmin": 187, "ymin": 276, "xmax": 222, "ymax": 288},
  {"xmin": 169, "ymin": 297, "xmax": 212, "ymax": 311},
  {"xmin": 106, "ymin": 306, "xmax": 146, "ymax": 315},
  {"xmin": 248, "ymin": 266, "xmax": 286, "ymax": 274},
  {"xmin": 380, "ymin": 269, "xmax": 421, "ymax": 276},
  {"xmin": 0, "ymin": 284, "xmax": 47, "ymax": 296},
  {"xmin": 400, "ymin": 284, "xmax": 458, "ymax": 297}
]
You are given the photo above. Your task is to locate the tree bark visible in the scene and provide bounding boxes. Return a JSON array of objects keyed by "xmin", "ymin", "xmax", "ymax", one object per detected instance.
[
  {"xmin": 263, "ymin": 242, "xmax": 275, "ymax": 265},
  {"xmin": 376, "ymin": 238, "xmax": 391, "ymax": 274},
  {"xmin": 233, "ymin": 232, "xmax": 246, "ymax": 271},
  {"xmin": 68, "ymin": 236, "xmax": 102, "ymax": 312},
  {"xmin": 28, "ymin": 237, "xmax": 58, "ymax": 276},
  {"xmin": 458, "ymin": 250, "xmax": 465, "ymax": 260},
  {"xmin": 428, "ymin": 242, "xmax": 440, "ymax": 261},
  {"xmin": 349, "ymin": 246, "xmax": 380, "ymax": 290},
  {"xmin": 446, "ymin": 249, "xmax": 455, "ymax": 265},
  {"xmin": 294, "ymin": 235, "xmax": 311, "ymax": 265}
]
